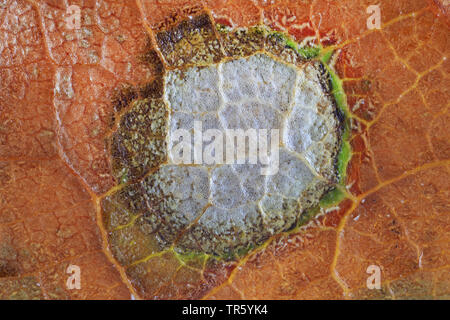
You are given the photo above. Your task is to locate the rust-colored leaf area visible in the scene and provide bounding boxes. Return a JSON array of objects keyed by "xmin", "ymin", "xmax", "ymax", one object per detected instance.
[{"xmin": 0, "ymin": 0, "xmax": 449, "ymax": 300}]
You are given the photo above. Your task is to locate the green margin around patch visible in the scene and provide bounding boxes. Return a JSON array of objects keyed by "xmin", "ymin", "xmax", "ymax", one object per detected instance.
[
  {"xmin": 268, "ymin": 32, "xmax": 352, "ymax": 210},
  {"xmin": 321, "ymin": 52, "xmax": 352, "ymax": 187},
  {"xmin": 293, "ymin": 46, "xmax": 353, "ymax": 226},
  {"xmin": 273, "ymin": 31, "xmax": 321, "ymax": 59}
]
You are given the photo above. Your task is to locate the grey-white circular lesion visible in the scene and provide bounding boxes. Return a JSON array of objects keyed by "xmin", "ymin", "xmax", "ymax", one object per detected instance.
[
  {"xmin": 106, "ymin": 37, "xmax": 343, "ymax": 258},
  {"xmin": 152, "ymin": 52, "xmax": 342, "ymax": 256}
]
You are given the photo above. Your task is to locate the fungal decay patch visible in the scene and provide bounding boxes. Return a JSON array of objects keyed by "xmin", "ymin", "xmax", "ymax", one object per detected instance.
[{"xmin": 103, "ymin": 13, "xmax": 345, "ymax": 260}]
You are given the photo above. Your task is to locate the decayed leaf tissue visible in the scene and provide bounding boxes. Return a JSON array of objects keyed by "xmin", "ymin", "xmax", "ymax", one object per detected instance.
[{"xmin": 0, "ymin": 0, "xmax": 448, "ymax": 300}]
